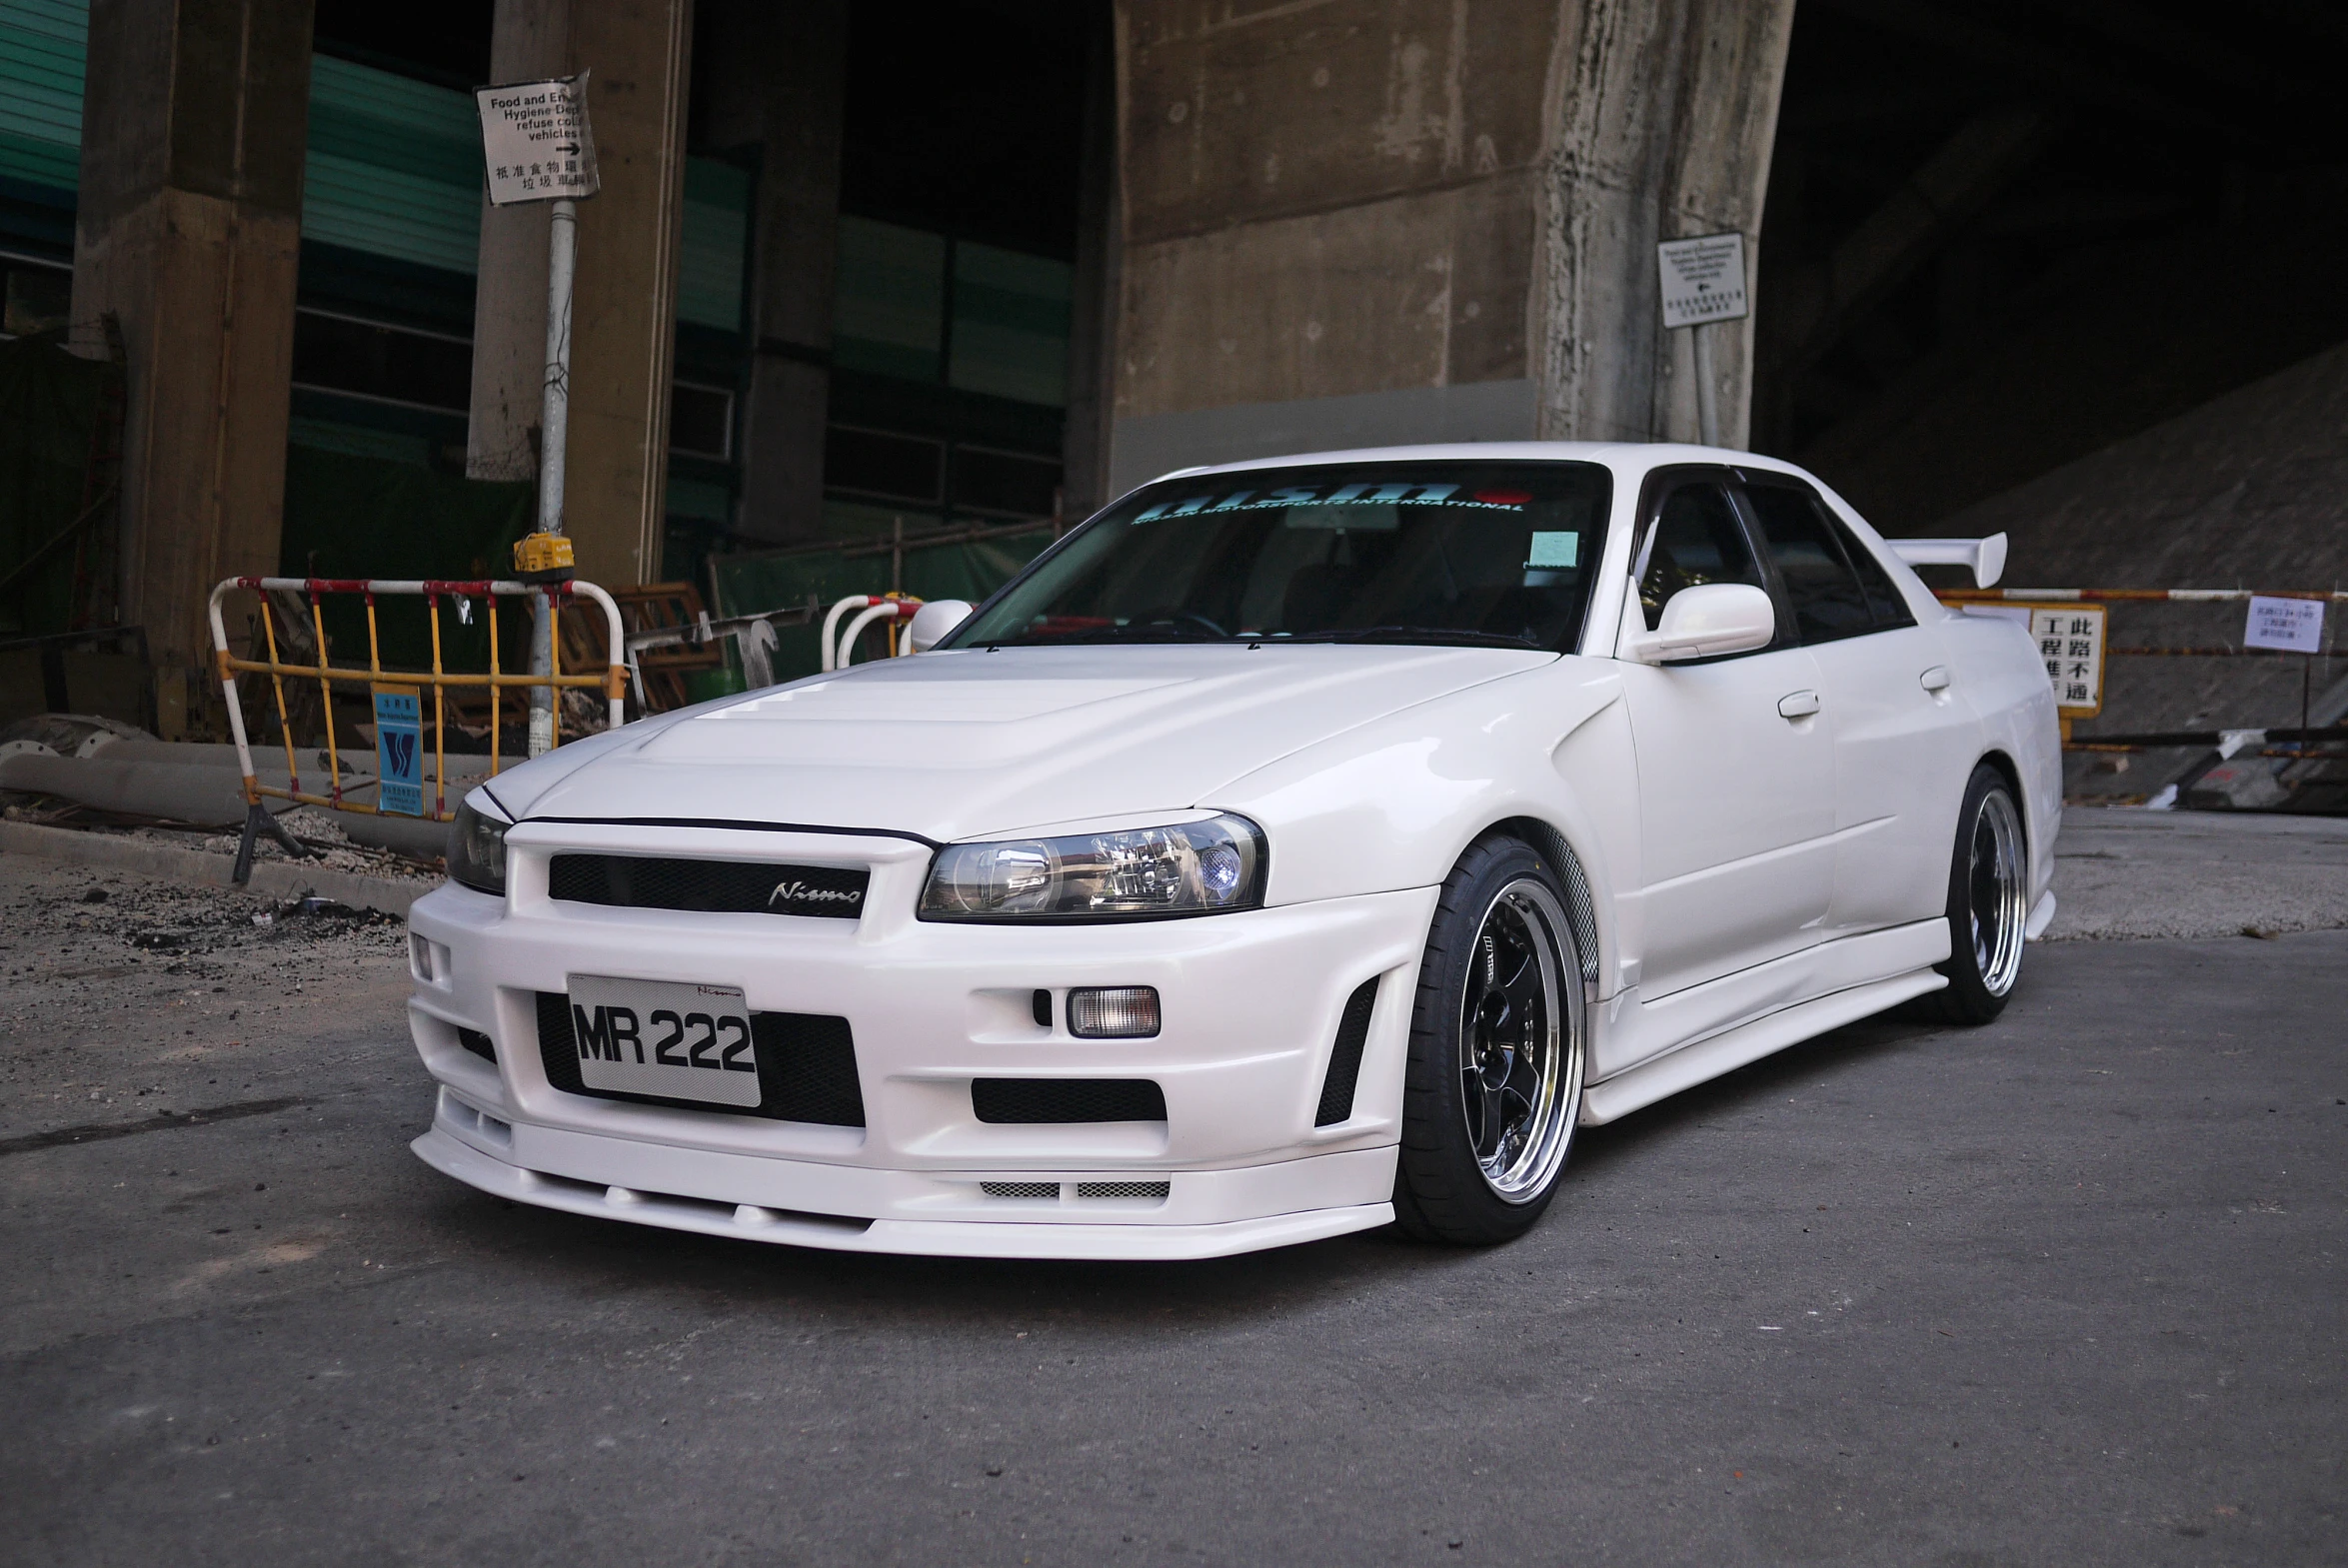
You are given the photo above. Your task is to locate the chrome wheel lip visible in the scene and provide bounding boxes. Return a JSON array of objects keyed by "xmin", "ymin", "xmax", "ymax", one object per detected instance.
[
  {"xmin": 1969, "ymin": 787, "xmax": 2028, "ymax": 997},
  {"xmin": 1455, "ymin": 877, "xmax": 1585, "ymax": 1203}
]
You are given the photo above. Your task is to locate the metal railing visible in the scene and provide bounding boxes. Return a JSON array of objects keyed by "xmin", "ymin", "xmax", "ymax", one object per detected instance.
[
  {"xmin": 1938, "ymin": 586, "xmax": 2343, "ymax": 754},
  {"xmin": 819, "ymin": 594, "xmax": 924, "ymax": 672},
  {"xmin": 207, "ymin": 577, "xmax": 627, "ymax": 847}
]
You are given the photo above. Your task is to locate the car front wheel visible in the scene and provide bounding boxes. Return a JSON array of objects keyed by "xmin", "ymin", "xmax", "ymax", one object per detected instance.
[
  {"xmin": 1933, "ymin": 763, "xmax": 2029, "ymax": 1024},
  {"xmin": 1392, "ymin": 834, "xmax": 1586, "ymax": 1245}
]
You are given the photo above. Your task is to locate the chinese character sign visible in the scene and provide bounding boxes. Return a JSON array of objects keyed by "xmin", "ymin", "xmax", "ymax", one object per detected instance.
[
  {"xmin": 2243, "ymin": 595, "xmax": 2325, "ymax": 655},
  {"xmin": 2027, "ymin": 606, "xmax": 2105, "ymax": 717},
  {"xmin": 372, "ymin": 685, "xmax": 425, "ymax": 816},
  {"xmin": 1656, "ymin": 233, "xmax": 1750, "ymax": 329},
  {"xmin": 478, "ymin": 74, "xmax": 600, "ymax": 206}
]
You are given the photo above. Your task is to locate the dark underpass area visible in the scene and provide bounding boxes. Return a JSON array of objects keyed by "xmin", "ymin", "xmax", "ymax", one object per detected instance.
[{"xmin": 2, "ymin": 846, "xmax": 2342, "ymax": 1566}]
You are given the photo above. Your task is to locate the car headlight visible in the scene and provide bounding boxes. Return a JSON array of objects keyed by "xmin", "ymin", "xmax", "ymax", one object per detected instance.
[
  {"xmin": 919, "ymin": 814, "xmax": 1265, "ymax": 921},
  {"xmin": 448, "ymin": 799, "xmax": 512, "ymax": 895}
]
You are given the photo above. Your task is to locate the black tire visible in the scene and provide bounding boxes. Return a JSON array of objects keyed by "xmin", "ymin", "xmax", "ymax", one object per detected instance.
[
  {"xmin": 1932, "ymin": 764, "xmax": 2030, "ymax": 1024},
  {"xmin": 1392, "ymin": 833, "xmax": 1586, "ymax": 1245}
]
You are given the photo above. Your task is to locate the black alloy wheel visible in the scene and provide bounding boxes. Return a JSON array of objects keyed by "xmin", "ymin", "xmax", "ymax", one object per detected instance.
[
  {"xmin": 1932, "ymin": 763, "xmax": 2029, "ymax": 1024},
  {"xmin": 1392, "ymin": 833, "xmax": 1586, "ymax": 1245}
]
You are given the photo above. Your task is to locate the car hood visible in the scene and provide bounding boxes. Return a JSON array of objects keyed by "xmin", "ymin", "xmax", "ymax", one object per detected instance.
[{"xmin": 497, "ymin": 643, "xmax": 1553, "ymax": 842}]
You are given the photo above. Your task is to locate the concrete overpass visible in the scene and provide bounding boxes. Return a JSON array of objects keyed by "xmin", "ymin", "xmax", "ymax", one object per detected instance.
[{"xmin": 5, "ymin": 0, "xmax": 2340, "ymax": 736}]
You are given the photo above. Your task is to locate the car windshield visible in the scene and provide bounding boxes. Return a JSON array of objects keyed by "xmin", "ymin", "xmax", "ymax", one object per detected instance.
[{"xmin": 945, "ymin": 460, "xmax": 1612, "ymax": 653}]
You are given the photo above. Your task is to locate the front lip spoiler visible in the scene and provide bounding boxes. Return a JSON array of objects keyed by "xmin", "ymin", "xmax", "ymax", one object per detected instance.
[{"xmin": 414, "ymin": 1128, "xmax": 1392, "ymax": 1260}]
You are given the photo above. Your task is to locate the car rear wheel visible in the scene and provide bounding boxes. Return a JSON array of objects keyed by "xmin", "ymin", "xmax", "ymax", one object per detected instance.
[
  {"xmin": 1392, "ymin": 834, "xmax": 1586, "ymax": 1245},
  {"xmin": 1933, "ymin": 764, "xmax": 2029, "ymax": 1024}
]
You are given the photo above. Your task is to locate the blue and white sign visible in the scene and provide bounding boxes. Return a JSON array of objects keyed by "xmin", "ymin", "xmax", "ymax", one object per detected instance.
[{"xmin": 373, "ymin": 685, "xmax": 424, "ymax": 816}]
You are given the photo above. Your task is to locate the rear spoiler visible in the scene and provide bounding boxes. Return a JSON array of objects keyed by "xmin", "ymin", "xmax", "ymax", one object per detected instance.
[{"xmin": 1886, "ymin": 533, "xmax": 2007, "ymax": 589}]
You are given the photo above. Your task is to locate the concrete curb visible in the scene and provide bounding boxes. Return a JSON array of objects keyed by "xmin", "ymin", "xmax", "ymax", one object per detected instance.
[{"xmin": 0, "ymin": 820, "xmax": 431, "ymax": 917}]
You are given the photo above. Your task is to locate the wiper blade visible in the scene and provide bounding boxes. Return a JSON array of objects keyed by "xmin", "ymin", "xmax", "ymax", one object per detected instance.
[
  {"xmin": 992, "ymin": 626, "xmax": 1242, "ymax": 648},
  {"xmin": 1269, "ymin": 626, "xmax": 1542, "ymax": 650}
]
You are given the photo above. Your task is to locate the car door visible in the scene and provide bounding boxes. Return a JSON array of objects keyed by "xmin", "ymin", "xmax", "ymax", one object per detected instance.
[
  {"xmin": 1614, "ymin": 469, "xmax": 1837, "ymax": 999},
  {"xmin": 1734, "ymin": 472, "xmax": 1982, "ymax": 938}
]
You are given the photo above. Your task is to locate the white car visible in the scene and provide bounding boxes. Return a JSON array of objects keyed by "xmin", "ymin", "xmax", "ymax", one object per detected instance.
[{"xmin": 405, "ymin": 443, "xmax": 2058, "ymax": 1260}]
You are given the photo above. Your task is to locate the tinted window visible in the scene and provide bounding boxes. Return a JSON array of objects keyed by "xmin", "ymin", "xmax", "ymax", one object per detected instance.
[
  {"xmin": 949, "ymin": 461, "xmax": 1612, "ymax": 653},
  {"xmin": 1837, "ymin": 517, "xmax": 1915, "ymax": 629},
  {"xmin": 1742, "ymin": 482, "xmax": 1875, "ymax": 643},
  {"xmin": 1638, "ymin": 481, "xmax": 1765, "ymax": 623}
]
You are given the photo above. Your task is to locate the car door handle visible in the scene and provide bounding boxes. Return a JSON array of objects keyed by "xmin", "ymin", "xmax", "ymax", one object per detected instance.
[
  {"xmin": 1920, "ymin": 666, "xmax": 1952, "ymax": 692},
  {"xmin": 1777, "ymin": 690, "xmax": 1821, "ymax": 719}
]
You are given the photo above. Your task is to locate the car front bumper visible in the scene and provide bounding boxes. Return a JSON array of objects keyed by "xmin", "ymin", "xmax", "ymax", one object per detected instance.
[{"xmin": 404, "ymin": 820, "xmax": 1433, "ymax": 1260}]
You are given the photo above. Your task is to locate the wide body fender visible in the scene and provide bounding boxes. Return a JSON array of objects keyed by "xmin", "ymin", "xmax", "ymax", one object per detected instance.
[{"xmin": 1216, "ymin": 656, "xmax": 1636, "ymax": 997}]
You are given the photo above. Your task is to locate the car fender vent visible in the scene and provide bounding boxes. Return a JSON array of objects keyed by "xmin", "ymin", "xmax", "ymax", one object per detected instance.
[
  {"xmin": 547, "ymin": 853, "xmax": 869, "ymax": 919},
  {"xmin": 535, "ymin": 991, "xmax": 866, "ymax": 1126},
  {"xmin": 1313, "ymin": 977, "xmax": 1380, "ymax": 1126},
  {"xmin": 971, "ymin": 1078, "xmax": 1167, "ymax": 1124}
]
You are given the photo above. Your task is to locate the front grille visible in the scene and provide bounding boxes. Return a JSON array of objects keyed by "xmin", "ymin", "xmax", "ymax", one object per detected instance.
[
  {"xmin": 1075, "ymin": 1180, "xmax": 1170, "ymax": 1200},
  {"xmin": 972, "ymin": 1078, "xmax": 1167, "ymax": 1124},
  {"xmin": 536, "ymin": 991, "xmax": 866, "ymax": 1125},
  {"xmin": 1313, "ymin": 977, "xmax": 1380, "ymax": 1126},
  {"xmin": 981, "ymin": 1180, "xmax": 1061, "ymax": 1199},
  {"xmin": 547, "ymin": 853, "xmax": 870, "ymax": 919},
  {"xmin": 457, "ymin": 1026, "xmax": 497, "ymax": 1063}
]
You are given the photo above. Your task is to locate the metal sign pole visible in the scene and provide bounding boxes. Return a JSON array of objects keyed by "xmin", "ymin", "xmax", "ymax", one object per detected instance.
[
  {"xmin": 1656, "ymin": 232, "xmax": 1748, "ymax": 450},
  {"xmin": 477, "ymin": 71, "xmax": 598, "ymax": 758},
  {"xmin": 529, "ymin": 197, "xmax": 577, "ymax": 759},
  {"xmin": 1691, "ymin": 322, "xmax": 1720, "ymax": 448}
]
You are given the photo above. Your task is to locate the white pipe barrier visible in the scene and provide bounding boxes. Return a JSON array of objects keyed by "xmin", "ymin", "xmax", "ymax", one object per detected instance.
[{"xmin": 820, "ymin": 595, "xmax": 923, "ymax": 673}]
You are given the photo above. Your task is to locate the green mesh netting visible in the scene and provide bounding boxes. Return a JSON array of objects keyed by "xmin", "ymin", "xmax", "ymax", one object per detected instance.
[
  {"xmin": 276, "ymin": 444, "xmax": 537, "ymax": 676},
  {"xmin": 710, "ymin": 527, "xmax": 1055, "ymax": 683}
]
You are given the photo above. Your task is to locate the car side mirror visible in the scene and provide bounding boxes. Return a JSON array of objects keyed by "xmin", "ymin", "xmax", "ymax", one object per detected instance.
[
  {"xmin": 1620, "ymin": 583, "xmax": 1775, "ymax": 665},
  {"xmin": 906, "ymin": 599, "xmax": 973, "ymax": 654}
]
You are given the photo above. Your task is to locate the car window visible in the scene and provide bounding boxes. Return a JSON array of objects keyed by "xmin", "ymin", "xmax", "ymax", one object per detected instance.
[
  {"xmin": 947, "ymin": 460, "xmax": 1613, "ymax": 653},
  {"xmin": 1741, "ymin": 482, "xmax": 1876, "ymax": 644},
  {"xmin": 1834, "ymin": 516, "xmax": 1915, "ymax": 630},
  {"xmin": 1637, "ymin": 481, "xmax": 1765, "ymax": 624}
]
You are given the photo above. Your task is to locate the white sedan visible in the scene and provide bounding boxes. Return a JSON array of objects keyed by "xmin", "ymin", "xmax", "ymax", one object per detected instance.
[{"xmin": 405, "ymin": 443, "xmax": 2058, "ymax": 1260}]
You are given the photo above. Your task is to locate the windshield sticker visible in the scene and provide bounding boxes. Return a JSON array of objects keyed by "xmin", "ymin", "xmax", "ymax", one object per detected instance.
[
  {"xmin": 1130, "ymin": 480, "xmax": 1529, "ymax": 523},
  {"xmin": 1524, "ymin": 531, "xmax": 1580, "ymax": 568}
]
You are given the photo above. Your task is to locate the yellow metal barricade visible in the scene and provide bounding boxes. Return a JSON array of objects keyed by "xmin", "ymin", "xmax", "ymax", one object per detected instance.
[{"xmin": 207, "ymin": 576, "xmax": 628, "ymax": 838}]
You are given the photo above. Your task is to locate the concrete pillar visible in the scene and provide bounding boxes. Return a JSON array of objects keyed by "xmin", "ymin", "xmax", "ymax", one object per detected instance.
[
  {"xmin": 697, "ymin": 0, "xmax": 846, "ymax": 548},
  {"xmin": 466, "ymin": 0, "xmax": 571, "ymax": 487},
  {"xmin": 1107, "ymin": 0, "xmax": 1792, "ymax": 493},
  {"xmin": 70, "ymin": 0, "xmax": 316, "ymax": 728},
  {"xmin": 467, "ymin": 0, "xmax": 694, "ymax": 588}
]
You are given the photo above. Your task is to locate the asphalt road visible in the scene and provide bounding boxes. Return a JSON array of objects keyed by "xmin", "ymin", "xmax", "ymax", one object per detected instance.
[{"xmin": 1, "ymin": 835, "xmax": 2343, "ymax": 1566}]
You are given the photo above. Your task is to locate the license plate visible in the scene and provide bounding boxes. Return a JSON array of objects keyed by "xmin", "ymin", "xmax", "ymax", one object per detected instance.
[{"xmin": 565, "ymin": 975, "xmax": 760, "ymax": 1108}]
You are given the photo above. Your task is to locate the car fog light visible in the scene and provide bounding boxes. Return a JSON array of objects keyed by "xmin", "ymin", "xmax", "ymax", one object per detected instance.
[{"xmin": 1068, "ymin": 986, "xmax": 1160, "ymax": 1038}]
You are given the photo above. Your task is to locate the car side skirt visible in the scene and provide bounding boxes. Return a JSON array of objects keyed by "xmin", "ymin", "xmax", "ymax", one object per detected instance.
[{"xmin": 1579, "ymin": 966, "xmax": 1947, "ymax": 1126}]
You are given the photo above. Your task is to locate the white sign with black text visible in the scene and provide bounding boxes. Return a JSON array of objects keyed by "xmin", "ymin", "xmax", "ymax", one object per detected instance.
[
  {"xmin": 477, "ymin": 74, "xmax": 599, "ymax": 207},
  {"xmin": 1657, "ymin": 232, "xmax": 1749, "ymax": 330},
  {"xmin": 2243, "ymin": 595, "xmax": 2326, "ymax": 655},
  {"xmin": 2030, "ymin": 605, "xmax": 2106, "ymax": 717}
]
